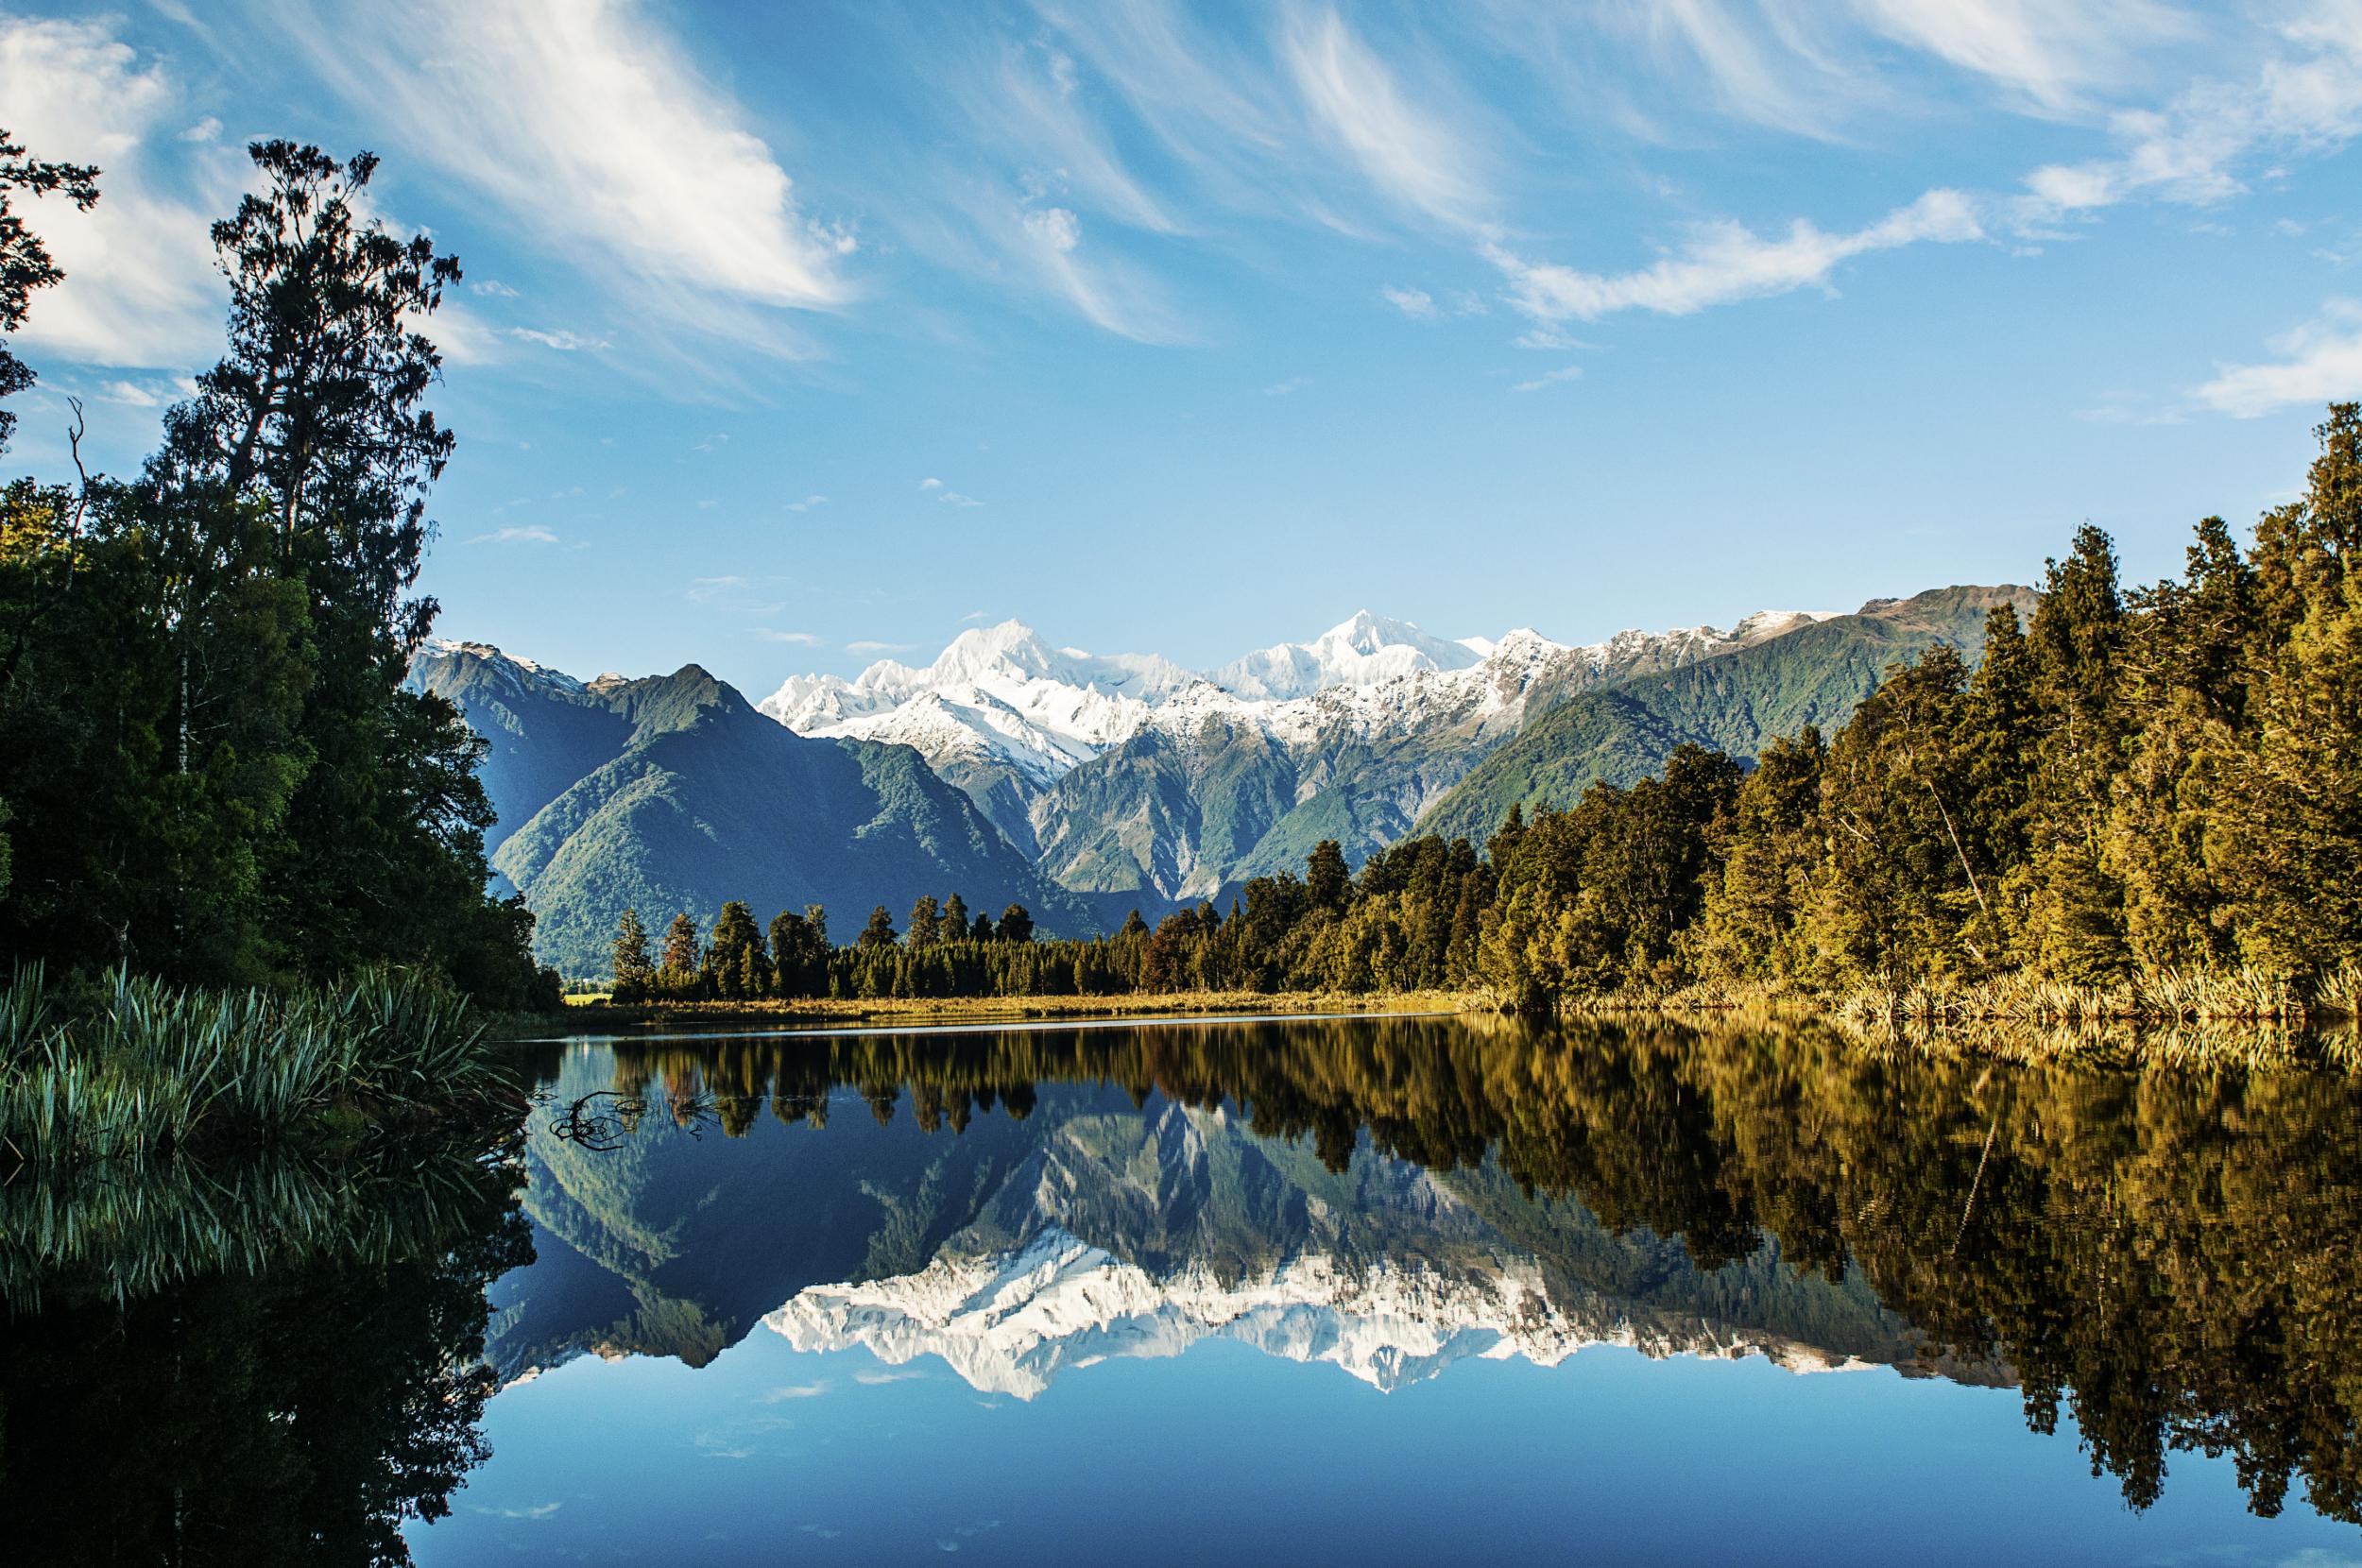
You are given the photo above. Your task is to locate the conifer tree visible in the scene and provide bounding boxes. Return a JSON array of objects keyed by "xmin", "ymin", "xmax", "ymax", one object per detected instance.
[
  {"xmin": 999, "ymin": 904, "xmax": 1034, "ymax": 944},
  {"xmin": 612, "ymin": 909, "xmax": 654, "ymax": 997},
  {"xmin": 660, "ymin": 912, "xmax": 701, "ymax": 978},
  {"xmin": 1306, "ymin": 840, "xmax": 1350, "ymax": 913},
  {"xmin": 907, "ymin": 895, "xmax": 941, "ymax": 947},
  {"xmin": 858, "ymin": 905, "xmax": 898, "ymax": 948}
]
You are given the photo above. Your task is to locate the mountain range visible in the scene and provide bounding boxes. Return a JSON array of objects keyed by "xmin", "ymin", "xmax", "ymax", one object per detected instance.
[{"xmin": 416, "ymin": 587, "xmax": 2030, "ymax": 974}]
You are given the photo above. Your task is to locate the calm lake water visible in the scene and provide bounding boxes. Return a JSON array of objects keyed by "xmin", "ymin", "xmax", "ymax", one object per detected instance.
[{"xmin": 8, "ymin": 1014, "xmax": 2362, "ymax": 1565}]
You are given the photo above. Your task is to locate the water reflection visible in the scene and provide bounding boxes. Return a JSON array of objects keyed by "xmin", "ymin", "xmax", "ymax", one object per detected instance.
[
  {"xmin": 507, "ymin": 1014, "xmax": 2362, "ymax": 1525},
  {"xmin": 0, "ymin": 1145, "xmax": 530, "ymax": 1565},
  {"xmin": 5, "ymin": 1014, "xmax": 2356, "ymax": 1564}
]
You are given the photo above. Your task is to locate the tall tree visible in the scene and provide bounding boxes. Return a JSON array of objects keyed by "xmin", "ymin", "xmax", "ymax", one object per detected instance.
[
  {"xmin": 611, "ymin": 908, "xmax": 654, "ymax": 997},
  {"xmin": 0, "ymin": 130, "xmax": 100, "ymax": 454},
  {"xmin": 2213, "ymin": 404, "xmax": 2362, "ymax": 973},
  {"xmin": 660, "ymin": 912, "xmax": 701, "ymax": 978},
  {"xmin": 906, "ymin": 894, "xmax": 941, "ymax": 947}
]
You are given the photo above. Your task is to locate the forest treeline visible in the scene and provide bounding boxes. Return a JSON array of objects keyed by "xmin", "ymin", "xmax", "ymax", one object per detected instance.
[
  {"xmin": 625, "ymin": 406, "xmax": 2362, "ymax": 1013},
  {"xmin": 0, "ymin": 133, "xmax": 554, "ymax": 1009}
]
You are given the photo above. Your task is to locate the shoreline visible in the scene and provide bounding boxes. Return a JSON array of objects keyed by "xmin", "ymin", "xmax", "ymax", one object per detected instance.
[{"xmin": 511, "ymin": 989, "xmax": 1484, "ymax": 1036}]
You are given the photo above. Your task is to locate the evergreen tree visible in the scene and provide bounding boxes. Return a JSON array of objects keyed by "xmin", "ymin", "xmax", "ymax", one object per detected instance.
[
  {"xmin": 1306, "ymin": 839, "xmax": 1350, "ymax": 913},
  {"xmin": 999, "ymin": 903, "xmax": 1034, "ymax": 944},
  {"xmin": 2213, "ymin": 404, "xmax": 2362, "ymax": 973},
  {"xmin": 943, "ymin": 892, "xmax": 968, "ymax": 936},
  {"xmin": 0, "ymin": 130, "xmax": 100, "ymax": 453},
  {"xmin": 907, "ymin": 894, "xmax": 941, "ymax": 947},
  {"xmin": 611, "ymin": 909, "xmax": 654, "ymax": 999},
  {"xmin": 659, "ymin": 912, "xmax": 700, "ymax": 979},
  {"xmin": 704, "ymin": 900, "xmax": 766, "ymax": 997},
  {"xmin": 969, "ymin": 910, "xmax": 994, "ymax": 942},
  {"xmin": 858, "ymin": 905, "xmax": 898, "ymax": 949}
]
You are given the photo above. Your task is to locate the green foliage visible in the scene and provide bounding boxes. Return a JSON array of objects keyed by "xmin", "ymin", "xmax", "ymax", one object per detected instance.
[
  {"xmin": 0, "ymin": 965, "xmax": 516, "ymax": 1167},
  {"xmin": 1419, "ymin": 586, "xmax": 2032, "ymax": 845},
  {"xmin": 642, "ymin": 411, "xmax": 2362, "ymax": 1014},
  {"xmin": 0, "ymin": 128, "xmax": 100, "ymax": 453},
  {"xmin": 413, "ymin": 648, "xmax": 1090, "ymax": 976},
  {"xmin": 0, "ymin": 140, "xmax": 544, "ymax": 1006}
]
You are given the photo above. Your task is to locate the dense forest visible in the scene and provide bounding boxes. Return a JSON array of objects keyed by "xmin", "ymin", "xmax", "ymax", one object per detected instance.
[
  {"xmin": 625, "ymin": 407, "xmax": 2362, "ymax": 1013},
  {"xmin": 0, "ymin": 132, "xmax": 554, "ymax": 1009}
]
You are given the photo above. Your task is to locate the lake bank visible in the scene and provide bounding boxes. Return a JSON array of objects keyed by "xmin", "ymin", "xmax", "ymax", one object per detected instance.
[{"xmin": 530, "ymin": 988, "xmax": 1484, "ymax": 1032}]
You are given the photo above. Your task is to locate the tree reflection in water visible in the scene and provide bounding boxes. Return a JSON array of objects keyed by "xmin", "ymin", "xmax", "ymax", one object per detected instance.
[
  {"xmin": 0, "ymin": 1145, "xmax": 530, "ymax": 1566},
  {"xmin": 565, "ymin": 1014, "xmax": 2362, "ymax": 1522}
]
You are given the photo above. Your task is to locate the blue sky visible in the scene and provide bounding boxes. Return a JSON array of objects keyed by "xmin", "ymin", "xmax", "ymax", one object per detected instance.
[{"xmin": 4, "ymin": 1, "xmax": 2361, "ymax": 693}]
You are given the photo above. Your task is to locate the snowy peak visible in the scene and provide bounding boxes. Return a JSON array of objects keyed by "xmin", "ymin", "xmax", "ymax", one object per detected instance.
[
  {"xmin": 419, "ymin": 638, "xmax": 587, "ymax": 695},
  {"xmin": 757, "ymin": 623, "xmax": 1198, "ymax": 803},
  {"xmin": 751, "ymin": 605, "xmax": 1838, "ymax": 839},
  {"xmin": 1211, "ymin": 610, "xmax": 1484, "ymax": 701}
]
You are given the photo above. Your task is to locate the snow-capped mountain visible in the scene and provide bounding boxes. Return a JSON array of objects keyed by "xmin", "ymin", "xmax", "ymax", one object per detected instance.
[
  {"xmin": 758, "ymin": 620, "xmax": 1193, "ymax": 780},
  {"xmin": 1211, "ymin": 610, "xmax": 1487, "ymax": 702},
  {"xmin": 756, "ymin": 607, "xmax": 1831, "ymax": 866}
]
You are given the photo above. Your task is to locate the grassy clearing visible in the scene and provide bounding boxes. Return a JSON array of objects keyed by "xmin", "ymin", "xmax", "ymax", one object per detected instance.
[{"xmin": 0, "ymin": 966, "xmax": 521, "ymax": 1168}]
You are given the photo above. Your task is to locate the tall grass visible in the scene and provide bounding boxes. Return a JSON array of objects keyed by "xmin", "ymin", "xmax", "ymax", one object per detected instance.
[
  {"xmin": 0, "ymin": 966, "xmax": 518, "ymax": 1168},
  {"xmin": 1833, "ymin": 965, "xmax": 2352, "ymax": 1028}
]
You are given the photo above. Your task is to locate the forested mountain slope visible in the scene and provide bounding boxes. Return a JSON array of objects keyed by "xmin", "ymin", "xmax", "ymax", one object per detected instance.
[
  {"xmin": 411, "ymin": 644, "xmax": 1091, "ymax": 974},
  {"xmin": 1416, "ymin": 587, "xmax": 2033, "ymax": 845}
]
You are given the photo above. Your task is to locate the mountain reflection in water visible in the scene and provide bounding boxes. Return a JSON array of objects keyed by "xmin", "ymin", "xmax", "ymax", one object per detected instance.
[
  {"xmin": 6, "ymin": 1014, "xmax": 2360, "ymax": 1566},
  {"xmin": 502, "ymin": 1014, "xmax": 2362, "ymax": 1523}
]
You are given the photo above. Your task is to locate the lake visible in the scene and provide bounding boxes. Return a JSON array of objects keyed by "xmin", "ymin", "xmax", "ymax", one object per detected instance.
[{"xmin": 7, "ymin": 1014, "xmax": 2360, "ymax": 1565}]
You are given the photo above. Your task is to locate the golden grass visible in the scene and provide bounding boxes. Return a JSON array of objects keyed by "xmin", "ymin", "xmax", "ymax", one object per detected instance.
[{"xmin": 556, "ymin": 989, "xmax": 1481, "ymax": 1029}]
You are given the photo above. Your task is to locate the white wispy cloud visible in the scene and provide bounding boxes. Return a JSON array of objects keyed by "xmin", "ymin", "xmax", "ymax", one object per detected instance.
[
  {"xmin": 274, "ymin": 0, "xmax": 853, "ymax": 347},
  {"xmin": 1850, "ymin": 0, "xmax": 2190, "ymax": 111},
  {"xmin": 846, "ymin": 639, "xmax": 917, "ymax": 655},
  {"xmin": 1004, "ymin": 198, "xmax": 1189, "ymax": 344},
  {"xmin": 919, "ymin": 477, "xmax": 983, "ymax": 506},
  {"xmin": 1382, "ymin": 284, "xmax": 1436, "ymax": 318},
  {"xmin": 1513, "ymin": 364, "xmax": 1584, "ymax": 392},
  {"xmin": 1261, "ymin": 376, "xmax": 1310, "ymax": 396},
  {"xmin": 467, "ymin": 524, "xmax": 561, "ymax": 545},
  {"xmin": 1487, "ymin": 188, "xmax": 1983, "ymax": 321},
  {"xmin": 785, "ymin": 494, "xmax": 829, "ymax": 512},
  {"xmin": 755, "ymin": 629, "xmax": 822, "ymax": 644},
  {"xmin": 1283, "ymin": 9, "xmax": 1492, "ymax": 231},
  {"xmin": 97, "ymin": 379, "xmax": 163, "ymax": 406},
  {"xmin": 471, "ymin": 1502, "xmax": 562, "ymax": 1521},
  {"xmin": 506, "ymin": 326, "xmax": 609, "ymax": 352},
  {"xmin": 0, "ymin": 16, "xmax": 231, "ymax": 369},
  {"xmin": 968, "ymin": 41, "xmax": 1176, "ymax": 236},
  {"xmin": 761, "ymin": 1383, "xmax": 829, "ymax": 1402},
  {"xmin": 2014, "ymin": 9, "xmax": 2362, "ymax": 224},
  {"xmin": 2191, "ymin": 298, "xmax": 2362, "ymax": 417}
]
